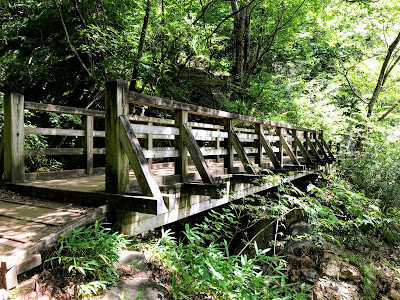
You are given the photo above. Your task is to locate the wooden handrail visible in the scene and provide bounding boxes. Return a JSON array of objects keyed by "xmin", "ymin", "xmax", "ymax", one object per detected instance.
[{"xmin": 129, "ymin": 91, "xmax": 315, "ymax": 132}]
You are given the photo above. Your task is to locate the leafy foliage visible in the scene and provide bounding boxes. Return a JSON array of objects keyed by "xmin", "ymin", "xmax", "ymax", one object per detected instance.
[{"xmin": 49, "ymin": 220, "xmax": 128, "ymax": 298}]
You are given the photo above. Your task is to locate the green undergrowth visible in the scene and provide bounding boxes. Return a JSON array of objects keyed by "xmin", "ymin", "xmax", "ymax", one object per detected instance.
[
  {"xmin": 47, "ymin": 172, "xmax": 400, "ymax": 299},
  {"xmin": 48, "ymin": 219, "xmax": 128, "ymax": 298}
]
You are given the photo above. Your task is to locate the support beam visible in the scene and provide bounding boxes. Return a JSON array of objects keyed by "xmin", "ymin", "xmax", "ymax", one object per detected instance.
[
  {"xmin": 105, "ymin": 80, "xmax": 129, "ymax": 194},
  {"xmin": 280, "ymin": 134, "xmax": 301, "ymax": 165},
  {"xmin": 83, "ymin": 115, "xmax": 94, "ymax": 175},
  {"xmin": 305, "ymin": 134, "xmax": 321, "ymax": 161},
  {"xmin": 182, "ymin": 123, "xmax": 216, "ymax": 185},
  {"xmin": 119, "ymin": 115, "xmax": 166, "ymax": 214},
  {"xmin": 175, "ymin": 110, "xmax": 188, "ymax": 182},
  {"xmin": 256, "ymin": 126, "xmax": 282, "ymax": 169},
  {"xmin": 315, "ymin": 135, "xmax": 330, "ymax": 160},
  {"xmin": 293, "ymin": 134, "xmax": 313, "ymax": 164},
  {"xmin": 4, "ymin": 93, "xmax": 25, "ymax": 182},
  {"xmin": 318, "ymin": 131, "xmax": 335, "ymax": 159},
  {"xmin": 229, "ymin": 127, "xmax": 257, "ymax": 175}
]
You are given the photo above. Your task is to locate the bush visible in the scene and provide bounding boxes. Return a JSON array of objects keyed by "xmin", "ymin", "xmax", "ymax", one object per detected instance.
[{"xmin": 49, "ymin": 220, "xmax": 128, "ymax": 297}]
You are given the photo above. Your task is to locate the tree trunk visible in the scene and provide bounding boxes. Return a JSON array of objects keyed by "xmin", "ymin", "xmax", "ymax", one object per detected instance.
[
  {"xmin": 231, "ymin": 0, "xmax": 248, "ymax": 84},
  {"xmin": 129, "ymin": 0, "xmax": 152, "ymax": 91},
  {"xmin": 367, "ymin": 30, "xmax": 400, "ymax": 116}
]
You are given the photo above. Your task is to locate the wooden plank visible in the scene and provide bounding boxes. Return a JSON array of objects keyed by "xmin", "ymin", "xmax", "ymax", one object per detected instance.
[
  {"xmin": 24, "ymin": 101, "xmax": 105, "ymax": 118},
  {"xmin": 181, "ymin": 183, "xmax": 221, "ymax": 198},
  {"xmin": 175, "ymin": 110, "xmax": 188, "ymax": 182},
  {"xmin": 229, "ymin": 127, "xmax": 257, "ymax": 175},
  {"xmin": 93, "ymin": 148, "xmax": 106, "ymax": 155},
  {"xmin": 24, "ymin": 127, "xmax": 85, "ymax": 137},
  {"xmin": 4, "ymin": 93, "xmax": 25, "ymax": 183},
  {"xmin": 182, "ymin": 123, "xmax": 217, "ymax": 184},
  {"xmin": 293, "ymin": 134, "xmax": 313, "ymax": 163},
  {"xmin": 83, "ymin": 116, "xmax": 94, "ymax": 175},
  {"xmin": 119, "ymin": 115, "xmax": 166, "ymax": 214},
  {"xmin": 93, "ymin": 130, "xmax": 105, "ymax": 138},
  {"xmin": 131, "ymin": 123, "xmax": 179, "ymax": 135},
  {"xmin": 105, "ymin": 80, "xmax": 129, "ymax": 194},
  {"xmin": 280, "ymin": 134, "xmax": 301, "ymax": 165},
  {"xmin": 257, "ymin": 129, "xmax": 282, "ymax": 169},
  {"xmin": 129, "ymin": 114, "xmax": 175, "ymax": 125},
  {"xmin": 191, "ymin": 128, "xmax": 228, "ymax": 138},
  {"xmin": 129, "ymin": 91, "xmax": 313, "ymax": 132},
  {"xmin": 143, "ymin": 149, "xmax": 179, "ymax": 158},
  {"xmin": 0, "ymin": 202, "xmax": 83, "ymax": 226},
  {"xmin": 24, "ymin": 148, "xmax": 85, "ymax": 156}
]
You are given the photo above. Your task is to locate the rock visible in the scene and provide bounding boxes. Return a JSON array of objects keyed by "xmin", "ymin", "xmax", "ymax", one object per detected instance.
[
  {"xmin": 118, "ymin": 250, "xmax": 148, "ymax": 279},
  {"xmin": 320, "ymin": 257, "xmax": 361, "ymax": 281},
  {"xmin": 313, "ymin": 278, "xmax": 360, "ymax": 300},
  {"xmin": 287, "ymin": 255, "xmax": 316, "ymax": 269},
  {"xmin": 300, "ymin": 269, "xmax": 319, "ymax": 283},
  {"xmin": 388, "ymin": 288, "xmax": 400, "ymax": 300},
  {"xmin": 101, "ymin": 279, "xmax": 169, "ymax": 300}
]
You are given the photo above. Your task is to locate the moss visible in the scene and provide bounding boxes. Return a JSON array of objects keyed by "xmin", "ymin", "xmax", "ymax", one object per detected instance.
[{"xmin": 384, "ymin": 229, "xmax": 400, "ymax": 246}]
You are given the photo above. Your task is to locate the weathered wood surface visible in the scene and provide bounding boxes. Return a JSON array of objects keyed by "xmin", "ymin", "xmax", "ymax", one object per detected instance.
[
  {"xmin": 129, "ymin": 92, "xmax": 313, "ymax": 132},
  {"xmin": 24, "ymin": 101, "xmax": 105, "ymax": 117},
  {"xmin": 0, "ymin": 190, "xmax": 108, "ymax": 290}
]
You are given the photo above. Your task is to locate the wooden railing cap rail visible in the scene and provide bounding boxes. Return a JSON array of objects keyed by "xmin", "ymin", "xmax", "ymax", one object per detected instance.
[
  {"xmin": 24, "ymin": 101, "xmax": 105, "ymax": 118},
  {"xmin": 130, "ymin": 92, "xmax": 315, "ymax": 132}
]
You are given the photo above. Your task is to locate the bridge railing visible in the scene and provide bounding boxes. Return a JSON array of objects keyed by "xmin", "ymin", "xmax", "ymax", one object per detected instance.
[
  {"xmin": 105, "ymin": 80, "xmax": 334, "ymax": 214},
  {"xmin": 0, "ymin": 81, "xmax": 334, "ymax": 215}
]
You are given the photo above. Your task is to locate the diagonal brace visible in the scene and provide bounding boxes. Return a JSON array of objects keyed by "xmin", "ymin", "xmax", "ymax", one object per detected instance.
[
  {"xmin": 182, "ymin": 123, "xmax": 216, "ymax": 185},
  {"xmin": 229, "ymin": 128, "xmax": 257, "ymax": 175},
  {"xmin": 280, "ymin": 134, "xmax": 300, "ymax": 165},
  {"xmin": 119, "ymin": 115, "xmax": 167, "ymax": 214}
]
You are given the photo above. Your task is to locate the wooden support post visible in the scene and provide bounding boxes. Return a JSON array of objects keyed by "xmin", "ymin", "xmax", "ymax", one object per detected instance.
[
  {"xmin": 4, "ymin": 93, "xmax": 24, "ymax": 182},
  {"xmin": 182, "ymin": 123, "xmax": 216, "ymax": 184},
  {"xmin": 147, "ymin": 122, "xmax": 153, "ymax": 167},
  {"xmin": 279, "ymin": 134, "xmax": 300, "ymax": 165},
  {"xmin": 303, "ymin": 131, "xmax": 309, "ymax": 153},
  {"xmin": 291, "ymin": 129, "xmax": 298, "ymax": 159},
  {"xmin": 215, "ymin": 136, "xmax": 221, "ymax": 163},
  {"xmin": 255, "ymin": 124, "xmax": 263, "ymax": 167},
  {"xmin": 276, "ymin": 127, "xmax": 283, "ymax": 166},
  {"xmin": 105, "ymin": 80, "xmax": 129, "ymax": 194},
  {"xmin": 224, "ymin": 118, "xmax": 234, "ymax": 173},
  {"xmin": 228, "ymin": 126, "xmax": 257, "ymax": 175},
  {"xmin": 256, "ymin": 126, "xmax": 282, "ymax": 169},
  {"xmin": 83, "ymin": 115, "xmax": 94, "ymax": 175},
  {"xmin": 175, "ymin": 110, "xmax": 188, "ymax": 182}
]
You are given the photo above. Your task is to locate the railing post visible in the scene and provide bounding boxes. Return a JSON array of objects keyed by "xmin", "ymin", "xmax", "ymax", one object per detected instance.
[
  {"xmin": 175, "ymin": 110, "xmax": 188, "ymax": 182},
  {"xmin": 83, "ymin": 115, "xmax": 94, "ymax": 175},
  {"xmin": 4, "ymin": 93, "xmax": 25, "ymax": 182},
  {"xmin": 303, "ymin": 131, "xmax": 309, "ymax": 153},
  {"xmin": 105, "ymin": 80, "xmax": 129, "ymax": 193},
  {"xmin": 276, "ymin": 127, "xmax": 283, "ymax": 166},
  {"xmin": 291, "ymin": 129, "xmax": 298, "ymax": 159},
  {"xmin": 255, "ymin": 123, "xmax": 263, "ymax": 168},
  {"xmin": 224, "ymin": 118, "xmax": 234, "ymax": 173}
]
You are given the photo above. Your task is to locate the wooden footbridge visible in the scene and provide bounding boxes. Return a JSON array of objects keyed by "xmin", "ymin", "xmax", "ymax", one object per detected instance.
[{"xmin": 0, "ymin": 80, "xmax": 334, "ymax": 289}]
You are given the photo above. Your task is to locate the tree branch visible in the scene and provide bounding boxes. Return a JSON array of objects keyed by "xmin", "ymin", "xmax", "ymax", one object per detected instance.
[
  {"xmin": 53, "ymin": 0, "xmax": 91, "ymax": 76},
  {"xmin": 377, "ymin": 99, "xmax": 400, "ymax": 121}
]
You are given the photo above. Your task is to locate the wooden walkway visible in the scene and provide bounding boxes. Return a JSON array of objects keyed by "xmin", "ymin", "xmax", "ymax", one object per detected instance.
[
  {"xmin": 0, "ymin": 79, "xmax": 335, "ymax": 289},
  {"xmin": 0, "ymin": 190, "xmax": 108, "ymax": 290}
]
